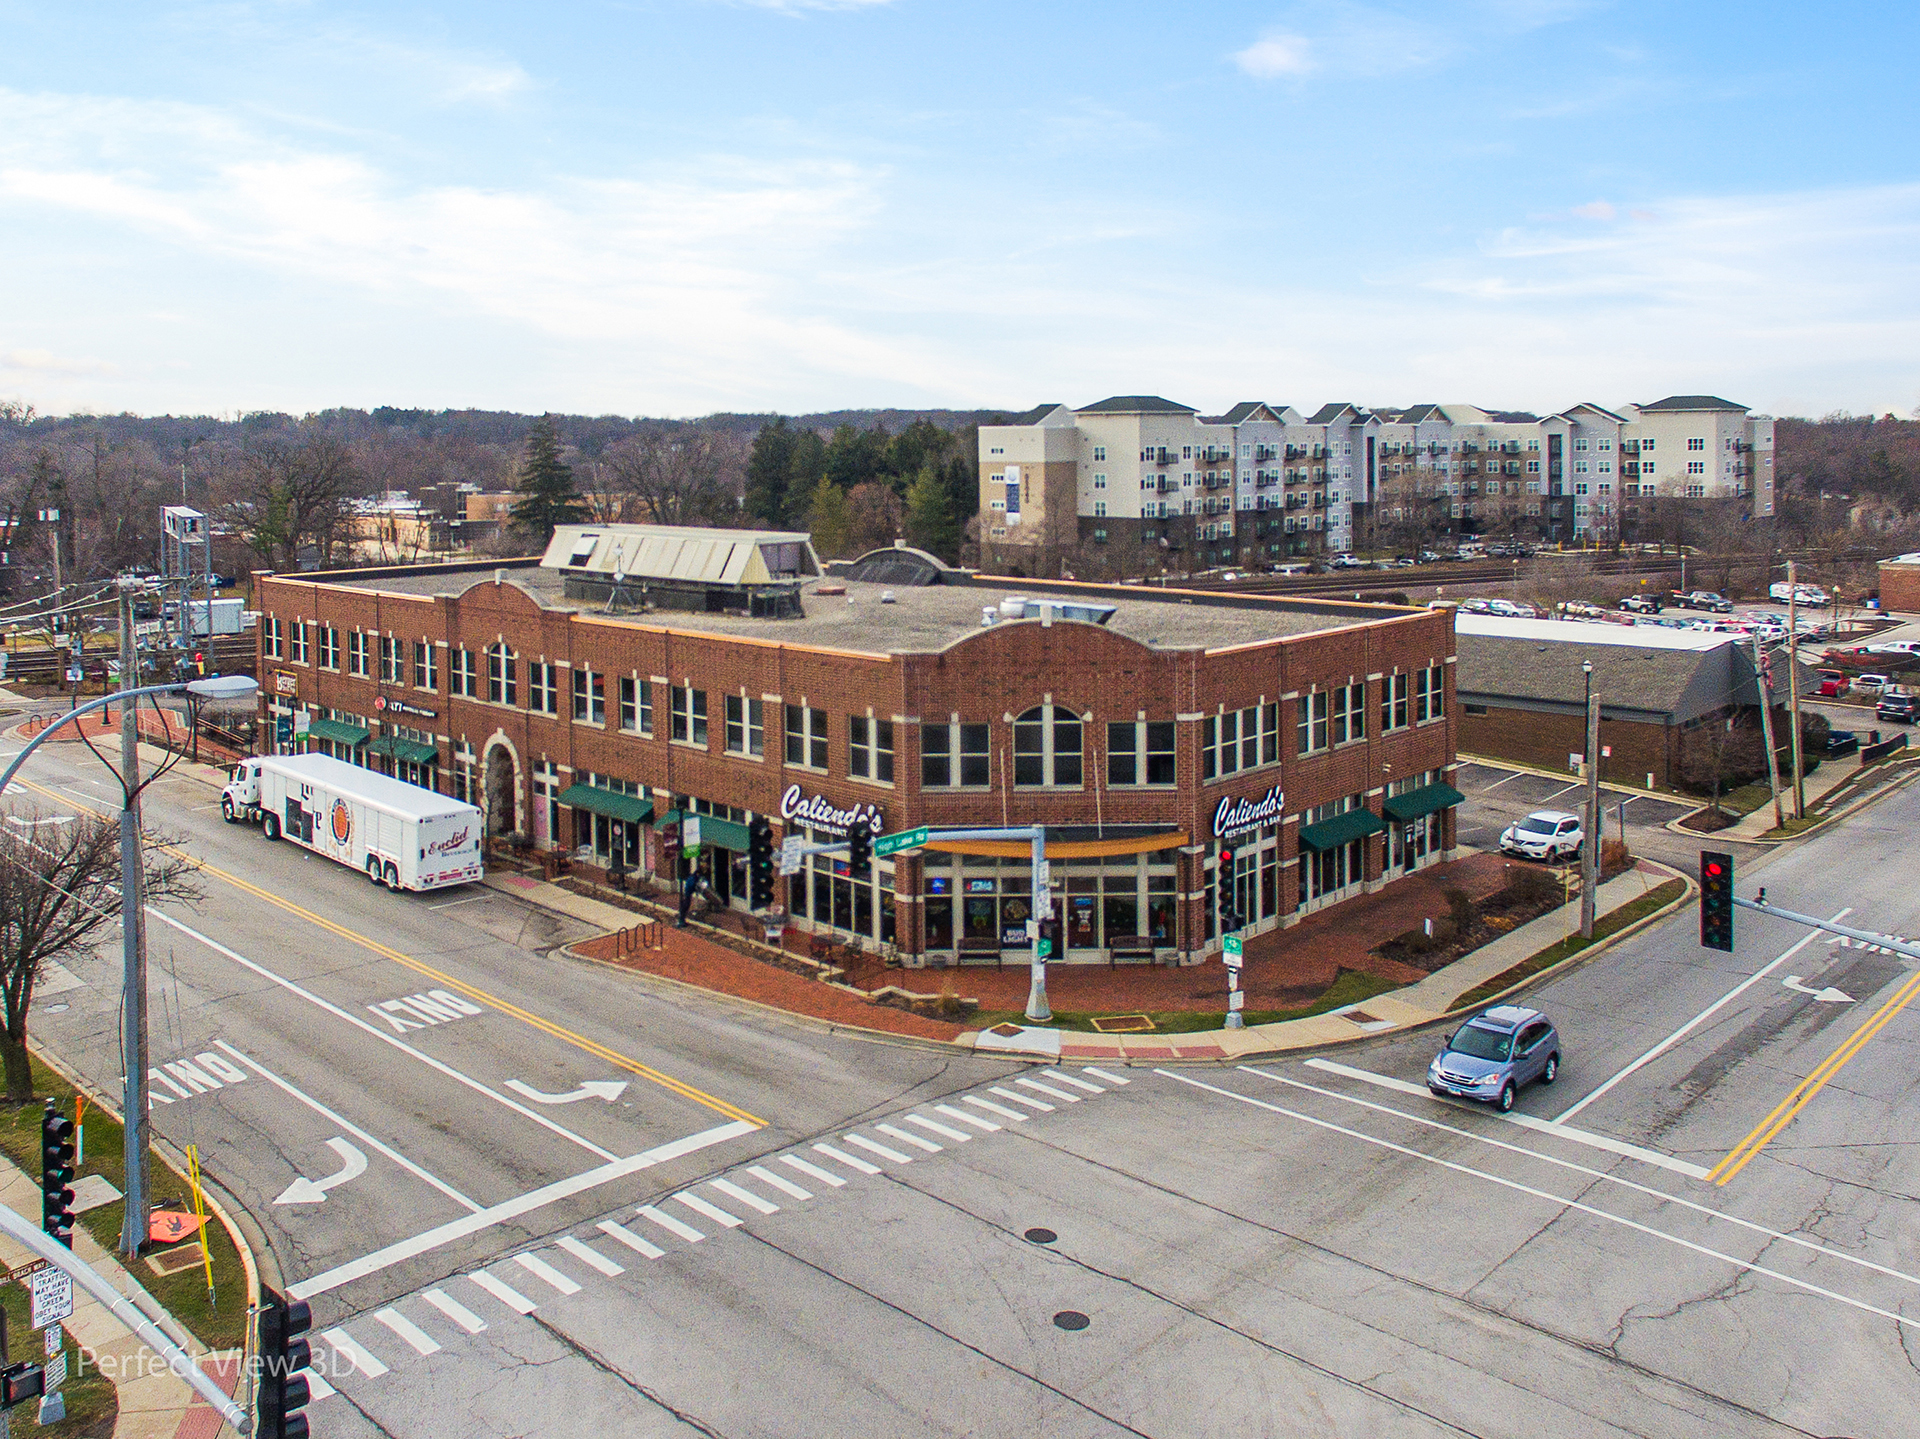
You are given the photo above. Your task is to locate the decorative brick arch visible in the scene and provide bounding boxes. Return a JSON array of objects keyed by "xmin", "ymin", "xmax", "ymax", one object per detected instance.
[{"xmin": 480, "ymin": 729, "xmax": 523, "ymax": 837}]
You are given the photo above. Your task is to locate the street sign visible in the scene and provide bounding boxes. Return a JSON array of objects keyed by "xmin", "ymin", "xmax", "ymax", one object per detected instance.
[
  {"xmin": 63, "ymin": 667, "xmax": 81, "ymax": 686},
  {"xmin": 28, "ymin": 1268, "xmax": 72, "ymax": 1329},
  {"xmin": 682, "ymin": 815, "xmax": 701, "ymax": 855},
  {"xmin": 1035, "ymin": 860, "xmax": 1052, "ymax": 889},
  {"xmin": 1223, "ymin": 933, "xmax": 1244, "ymax": 970},
  {"xmin": 874, "ymin": 826, "xmax": 928, "ymax": 857},
  {"xmin": 778, "ymin": 835, "xmax": 805, "ymax": 876},
  {"xmin": 1228, "ymin": 989, "xmax": 1245, "ymax": 1013},
  {"xmin": 275, "ymin": 717, "xmax": 293, "ymax": 744},
  {"xmin": 1037, "ymin": 939, "xmax": 1052, "ymax": 958},
  {"xmin": 1033, "ymin": 891, "xmax": 1054, "ymax": 921}
]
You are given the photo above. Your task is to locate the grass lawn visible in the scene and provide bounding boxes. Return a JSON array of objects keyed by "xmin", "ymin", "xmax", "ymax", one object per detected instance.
[
  {"xmin": 0, "ymin": 1056, "xmax": 248, "ymax": 1353},
  {"xmin": 973, "ymin": 967, "xmax": 1404, "ymax": 1035},
  {"xmin": 1451, "ymin": 879, "xmax": 1687, "ymax": 1012},
  {"xmin": 0, "ymin": 1273, "xmax": 118, "ymax": 1438}
]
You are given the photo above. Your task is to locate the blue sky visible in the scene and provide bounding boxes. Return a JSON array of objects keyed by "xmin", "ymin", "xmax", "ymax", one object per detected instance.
[{"xmin": 2, "ymin": 0, "xmax": 1916, "ymax": 420}]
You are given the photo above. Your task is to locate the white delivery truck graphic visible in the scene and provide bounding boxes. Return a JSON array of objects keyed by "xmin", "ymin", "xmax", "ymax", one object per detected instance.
[{"xmin": 221, "ymin": 752, "xmax": 484, "ymax": 892}]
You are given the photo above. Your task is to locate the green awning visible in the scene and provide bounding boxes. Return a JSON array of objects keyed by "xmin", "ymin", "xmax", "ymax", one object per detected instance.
[
  {"xmin": 653, "ymin": 810, "xmax": 749, "ymax": 850},
  {"xmin": 557, "ymin": 784, "xmax": 653, "ymax": 825},
  {"xmin": 1382, "ymin": 782, "xmax": 1466, "ymax": 823},
  {"xmin": 387, "ymin": 739, "xmax": 439, "ymax": 765},
  {"xmin": 305, "ymin": 719, "xmax": 368, "ymax": 746},
  {"xmin": 1298, "ymin": 808, "xmax": 1387, "ymax": 852}
]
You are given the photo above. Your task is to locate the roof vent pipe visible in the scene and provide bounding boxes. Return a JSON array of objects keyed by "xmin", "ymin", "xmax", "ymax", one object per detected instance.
[
  {"xmin": 982, "ymin": 607, "xmax": 996, "ymax": 627},
  {"xmin": 494, "ymin": 568, "xmax": 504, "ymax": 586}
]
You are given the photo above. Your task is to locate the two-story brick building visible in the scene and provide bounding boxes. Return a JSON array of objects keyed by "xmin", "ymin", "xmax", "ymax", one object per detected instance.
[{"xmin": 251, "ymin": 525, "xmax": 1461, "ymax": 967}]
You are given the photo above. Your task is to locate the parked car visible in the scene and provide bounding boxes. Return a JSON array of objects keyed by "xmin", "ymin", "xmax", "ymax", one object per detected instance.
[
  {"xmin": 1877, "ymin": 692, "xmax": 1918, "ymax": 723},
  {"xmin": 1486, "ymin": 599, "xmax": 1534, "ymax": 617},
  {"xmin": 1459, "ymin": 598, "xmax": 1494, "ymax": 614},
  {"xmin": 1770, "ymin": 581, "xmax": 1830, "ymax": 607},
  {"xmin": 1826, "ymin": 730, "xmax": 1861, "ymax": 757},
  {"xmin": 1427, "ymin": 1006, "xmax": 1561, "ymax": 1112},
  {"xmin": 1816, "ymin": 670, "xmax": 1849, "ymax": 697},
  {"xmin": 1418, "ymin": 550, "xmax": 1444, "ymax": 564},
  {"xmin": 1854, "ymin": 673, "xmax": 1893, "ymax": 693},
  {"xmin": 1618, "ymin": 594, "xmax": 1659, "ymax": 614},
  {"xmin": 1330, "ymin": 553, "xmax": 1365, "ymax": 569},
  {"xmin": 1499, "ymin": 810, "xmax": 1583, "ymax": 862},
  {"xmin": 1865, "ymin": 640, "xmax": 1920, "ymax": 655},
  {"xmin": 1671, "ymin": 590, "xmax": 1734, "ymax": 613}
]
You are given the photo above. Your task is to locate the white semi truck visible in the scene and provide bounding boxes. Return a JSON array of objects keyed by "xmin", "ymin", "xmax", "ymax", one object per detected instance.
[{"xmin": 221, "ymin": 752, "xmax": 483, "ymax": 892}]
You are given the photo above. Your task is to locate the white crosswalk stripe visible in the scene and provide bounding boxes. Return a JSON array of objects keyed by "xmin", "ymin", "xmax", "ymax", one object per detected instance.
[
  {"xmin": 1044, "ymin": 1069, "xmax": 1105, "ymax": 1093},
  {"xmin": 843, "ymin": 1133, "xmax": 913, "ymax": 1164},
  {"xmin": 597, "ymin": 1219, "xmax": 666, "ymax": 1259},
  {"xmin": 747, "ymin": 1163, "xmax": 813, "ymax": 1199},
  {"xmin": 710, "ymin": 1177, "xmax": 780, "ymax": 1214},
  {"xmin": 321, "ymin": 1328, "xmax": 390, "ymax": 1378},
  {"xmin": 639, "ymin": 1204, "xmax": 706, "ymax": 1242},
  {"xmin": 1015, "ymin": 1077, "xmax": 1080, "ymax": 1103},
  {"xmin": 941, "ymin": 1102, "xmax": 1003, "ymax": 1130},
  {"xmin": 779, "ymin": 1153, "xmax": 848, "ymax": 1187},
  {"xmin": 422, "ymin": 1288, "xmax": 488, "ymax": 1334},
  {"xmin": 468, "ymin": 1270, "xmax": 537, "ymax": 1314},
  {"xmin": 1082, "ymin": 1066, "xmax": 1131, "ymax": 1086},
  {"xmin": 876, "ymin": 1122, "xmax": 941, "ymax": 1152},
  {"xmin": 556, "ymin": 1235, "xmax": 625, "ymax": 1276},
  {"xmin": 989, "ymin": 1085, "xmax": 1054, "ymax": 1112},
  {"xmin": 813, "ymin": 1142, "xmax": 883, "ymax": 1175},
  {"xmin": 373, "ymin": 1308, "xmax": 441, "ymax": 1356},
  {"xmin": 514, "ymin": 1252, "xmax": 582, "ymax": 1295},
  {"xmin": 906, "ymin": 1113, "xmax": 972, "ymax": 1142},
  {"xmin": 305, "ymin": 1368, "xmax": 337, "ymax": 1400},
  {"xmin": 674, "ymin": 1192, "xmax": 745, "ymax": 1228}
]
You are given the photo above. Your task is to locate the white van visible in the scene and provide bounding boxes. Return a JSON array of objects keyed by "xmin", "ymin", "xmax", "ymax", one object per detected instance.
[{"xmin": 1769, "ymin": 581, "xmax": 1830, "ymax": 607}]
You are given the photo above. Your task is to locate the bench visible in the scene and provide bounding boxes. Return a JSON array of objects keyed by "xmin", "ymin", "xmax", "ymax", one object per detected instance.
[
  {"xmin": 1107, "ymin": 935, "xmax": 1160, "ymax": 966},
  {"xmin": 957, "ymin": 936, "xmax": 1007, "ymax": 968}
]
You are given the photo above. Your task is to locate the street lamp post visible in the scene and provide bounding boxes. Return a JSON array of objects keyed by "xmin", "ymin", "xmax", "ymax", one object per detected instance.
[
  {"xmin": 1580, "ymin": 659, "xmax": 1599, "ymax": 940},
  {"xmin": 0, "ymin": 602, "xmax": 255, "ymax": 1259}
]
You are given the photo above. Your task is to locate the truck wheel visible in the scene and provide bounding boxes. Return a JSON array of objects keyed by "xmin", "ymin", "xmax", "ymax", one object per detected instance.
[
  {"xmin": 367, "ymin": 856, "xmax": 384, "ymax": 884},
  {"xmin": 383, "ymin": 861, "xmax": 401, "ymax": 891},
  {"xmin": 262, "ymin": 814, "xmax": 280, "ymax": 841},
  {"xmin": 220, "ymin": 798, "xmax": 236, "ymax": 823}
]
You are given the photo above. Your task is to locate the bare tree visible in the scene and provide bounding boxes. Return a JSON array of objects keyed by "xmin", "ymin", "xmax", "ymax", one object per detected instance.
[
  {"xmin": 602, "ymin": 425, "xmax": 746, "ymax": 528},
  {"xmin": 214, "ymin": 435, "xmax": 362, "ymax": 571},
  {"xmin": 0, "ymin": 814, "xmax": 200, "ymax": 1101}
]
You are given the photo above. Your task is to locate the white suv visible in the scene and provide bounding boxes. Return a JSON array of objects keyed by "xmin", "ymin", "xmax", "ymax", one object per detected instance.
[{"xmin": 1499, "ymin": 810, "xmax": 1583, "ymax": 862}]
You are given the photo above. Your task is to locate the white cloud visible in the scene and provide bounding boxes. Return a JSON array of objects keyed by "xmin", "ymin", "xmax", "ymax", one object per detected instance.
[
  {"xmin": 1234, "ymin": 34, "xmax": 1315, "ymax": 78},
  {"xmin": 1570, "ymin": 199, "xmax": 1616, "ymax": 220},
  {"xmin": 0, "ymin": 349, "xmax": 114, "ymax": 378}
]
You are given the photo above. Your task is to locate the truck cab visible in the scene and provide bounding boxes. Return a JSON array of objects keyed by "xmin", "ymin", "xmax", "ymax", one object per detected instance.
[{"xmin": 222, "ymin": 761, "xmax": 263, "ymax": 820}]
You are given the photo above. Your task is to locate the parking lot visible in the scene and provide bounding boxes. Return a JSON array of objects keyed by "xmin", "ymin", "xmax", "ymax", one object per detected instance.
[{"xmin": 1453, "ymin": 759, "xmax": 1760, "ymax": 875}]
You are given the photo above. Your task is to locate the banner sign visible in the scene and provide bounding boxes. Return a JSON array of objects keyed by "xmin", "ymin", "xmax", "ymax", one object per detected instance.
[
  {"xmin": 778, "ymin": 784, "xmax": 884, "ymax": 839},
  {"xmin": 374, "ymin": 694, "xmax": 437, "ymax": 719},
  {"xmin": 1214, "ymin": 784, "xmax": 1285, "ymax": 838}
]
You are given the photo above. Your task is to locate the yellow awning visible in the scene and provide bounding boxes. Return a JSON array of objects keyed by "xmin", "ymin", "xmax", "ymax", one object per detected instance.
[{"xmin": 924, "ymin": 831, "xmax": 1187, "ymax": 859}]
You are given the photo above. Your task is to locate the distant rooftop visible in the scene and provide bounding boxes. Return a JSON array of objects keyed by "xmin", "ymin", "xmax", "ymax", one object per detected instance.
[
  {"xmin": 1073, "ymin": 396, "xmax": 1199, "ymax": 416},
  {"xmin": 1636, "ymin": 395, "xmax": 1748, "ymax": 414}
]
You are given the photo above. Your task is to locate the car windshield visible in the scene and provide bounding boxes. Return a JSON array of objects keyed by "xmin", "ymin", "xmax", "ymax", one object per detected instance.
[
  {"xmin": 1517, "ymin": 816, "xmax": 1558, "ymax": 835},
  {"xmin": 1448, "ymin": 1026, "xmax": 1513, "ymax": 1061}
]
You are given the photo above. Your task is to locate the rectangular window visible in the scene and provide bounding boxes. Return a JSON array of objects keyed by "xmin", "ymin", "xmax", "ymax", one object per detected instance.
[
  {"xmin": 348, "ymin": 631, "xmax": 370, "ymax": 678},
  {"xmin": 920, "ymin": 722, "xmax": 988, "ymax": 787},
  {"xmin": 1688, "ymin": 460, "xmax": 1707, "ymax": 475},
  {"xmin": 290, "ymin": 622, "xmax": 309, "ymax": 666},
  {"xmin": 1687, "ymin": 437, "xmax": 1706, "ymax": 451},
  {"xmin": 379, "ymin": 635, "xmax": 403, "ymax": 685},
  {"xmin": 451, "ymin": 647, "xmax": 477, "ymax": 698},
  {"xmin": 921, "ymin": 723, "xmax": 951, "ymax": 787},
  {"xmin": 1414, "ymin": 665, "xmax": 1444, "ymax": 724},
  {"xmin": 1108, "ymin": 720, "xmax": 1176, "ymax": 786},
  {"xmin": 487, "ymin": 645, "xmax": 517, "ymax": 706},
  {"xmin": 264, "ymin": 616, "xmax": 283, "ymax": 660},
  {"xmin": 529, "ymin": 661, "xmax": 558, "ymax": 715},
  {"xmin": 1201, "ymin": 703, "xmax": 1278, "ymax": 780},
  {"xmin": 619, "ymin": 677, "xmax": 653, "ymax": 735},
  {"xmin": 573, "ymin": 667, "xmax": 606, "ymax": 724},
  {"xmin": 1092, "ymin": 446, "xmax": 1106, "ymax": 462},
  {"xmin": 671, "ymin": 685, "xmax": 707, "ymax": 745},
  {"xmin": 784, "ymin": 705, "xmax": 829, "ymax": 769},
  {"xmin": 413, "ymin": 640, "xmax": 437, "ymax": 691},
  {"xmin": 726, "ymin": 695, "xmax": 765, "ymax": 756},
  {"xmin": 848, "ymin": 717, "xmax": 894, "ymax": 782},
  {"xmin": 1330, "ymin": 683, "xmax": 1366, "ymax": 745},
  {"xmin": 1381, "ymin": 673, "xmax": 1410, "ymax": 732},
  {"xmin": 1295, "ymin": 691, "xmax": 1329, "ymax": 756}
]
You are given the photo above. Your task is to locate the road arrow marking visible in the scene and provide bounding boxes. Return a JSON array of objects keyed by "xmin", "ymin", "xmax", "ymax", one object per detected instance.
[
  {"xmin": 1783, "ymin": 976, "xmax": 1855, "ymax": 1003},
  {"xmin": 504, "ymin": 1079, "xmax": 628, "ymax": 1105},
  {"xmin": 274, "ymin": 1138, "xmax": 368, "ymax": 1205}
]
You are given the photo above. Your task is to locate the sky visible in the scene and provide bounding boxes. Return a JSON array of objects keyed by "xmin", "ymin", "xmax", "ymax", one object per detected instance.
[{"xmin": 2, "ymin": 0, "xmax": 1918, "ymax": 422}]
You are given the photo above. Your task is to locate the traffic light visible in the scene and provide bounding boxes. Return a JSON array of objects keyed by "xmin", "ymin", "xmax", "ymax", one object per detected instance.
[
  {"xmin": 40, "ymin": 1104, "xmax": 74, "ymax": 1248},
  {"xmin": 747, "ymin": 816, "xmax": 775, "ymax": 909},
  {"xmin": 257, "ymin": 1287, "xmax": 313, "ymax": 1439},
  {"xmin": 1700, "ymin": 850, "xmax": 1734, "ymax": 952},
  {"xmin": 846, "ymin": 824, "xmax": 872, "ymax": 881},
  {"xmin": 194, "ymin": 652, "xmax": 206, "ymax": 676},
  {"xmin": 1217, "ymin": 847, "xmax": 1240, "ymax": 932}
]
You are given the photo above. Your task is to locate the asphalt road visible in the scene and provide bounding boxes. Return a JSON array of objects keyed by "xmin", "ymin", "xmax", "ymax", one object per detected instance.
[
  {"xmin": 8, "ymin": 720, "xmax": 1920, "ymax": 1435},
  {"xmin": 1452, "ymin": 758, "xmax": 1741, "ymax": 872}
]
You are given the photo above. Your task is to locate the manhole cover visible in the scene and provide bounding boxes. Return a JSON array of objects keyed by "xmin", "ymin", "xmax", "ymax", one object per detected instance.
[
  {"xmin": 1053, "ymin": 1311, "xmax": 1089, "ymax": 1331},
  {"xmin": 1024, "ymin": 1228, "xmax": 1057, "ymax": 1244}
]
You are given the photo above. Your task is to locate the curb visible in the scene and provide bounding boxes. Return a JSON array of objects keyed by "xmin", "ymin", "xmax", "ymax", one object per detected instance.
[{"xmin": 1664, "ymin": 755, "xmax": 1920, "ymax": 846}]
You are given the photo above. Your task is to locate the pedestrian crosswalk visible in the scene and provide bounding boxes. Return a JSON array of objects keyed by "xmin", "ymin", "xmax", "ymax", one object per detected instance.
[{"xmin": 303, "ymin": 1066, "xmax": 1133, "ymax": 1397}]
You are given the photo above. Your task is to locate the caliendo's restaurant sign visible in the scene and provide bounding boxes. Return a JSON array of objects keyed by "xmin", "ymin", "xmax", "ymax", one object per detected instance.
[
  {"xmin": 778, "ymin": 785, "xmax": 885, "ymax": 839},
  {"xmin": 1214, "ymin": 785, "xmax": 1284, "ymax": 838}
]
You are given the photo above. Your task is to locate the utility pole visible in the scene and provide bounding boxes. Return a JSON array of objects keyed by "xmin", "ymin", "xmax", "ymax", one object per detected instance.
[
  {"xmin": 115, "ymin": 580, "xmax": 151, "ymax": 1260},
  {"xmin": 1753, "ymin": 632, "xmax": 1785, "ymax": 831},
  {"xmin": 1026, "ymin": 829, "xmax": 1051, "ymax": 1023},
  {"xmin": 1787, "ymin": 559, "xmax": 1805, "ymax": 816},
  {"xmin": 1580, "ymin": 660, "xmax": 1599, "ymax": 939}
]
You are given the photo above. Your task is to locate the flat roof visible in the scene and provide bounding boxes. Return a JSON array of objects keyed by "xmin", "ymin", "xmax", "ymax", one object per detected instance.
[
  {"xmin": 320, "ymin": 565, "xmax": 1400, "ymax": 655},
  {"xmin": 1455, "ymin": 614, "xmax": 1734, "ymax": 653}
]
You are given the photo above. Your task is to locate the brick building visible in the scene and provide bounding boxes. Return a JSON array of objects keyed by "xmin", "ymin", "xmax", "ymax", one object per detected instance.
[{"xmin": 251, "ymin": 525, "xmax": 1461, "ymax": 966}]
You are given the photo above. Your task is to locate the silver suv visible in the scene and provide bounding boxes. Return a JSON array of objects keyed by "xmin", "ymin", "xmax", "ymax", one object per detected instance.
[{"xmin": 1428, "ymin": 1006, "xmax": 1561, "ymax": 1112}]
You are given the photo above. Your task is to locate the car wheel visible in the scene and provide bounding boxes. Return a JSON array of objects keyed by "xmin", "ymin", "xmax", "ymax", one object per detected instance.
[
  {"xmin": 1542, "ymin": 1054, "xmax": 1558, "ymax": 1085},
  {"xmin": 1497, "ymin": 1082, "xmax": 1516, "ymax": 1113},
  {"xmin": 220, "ymin": 797, "xmax": 236, "ymax": 823},
  {"xmin": 384, "ymin": 861, "xmax": 401, "ymax": 891},
  {"xmin": 367, "ymin": 856, "xmax": 384, "ymax": 884},
  {"xmin": 262, "ymin": 813, "xmax": 280, "ymax": 841}
]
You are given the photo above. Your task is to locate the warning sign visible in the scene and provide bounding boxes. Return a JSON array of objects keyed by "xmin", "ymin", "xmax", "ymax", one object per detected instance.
[
  {"xmin": 29, "ymin": 1268, "xmax": 72, "ymax": 1329},
  {"xmin": 148, "ymin": 1209, "xmax": 207, "ymax": 1245}
]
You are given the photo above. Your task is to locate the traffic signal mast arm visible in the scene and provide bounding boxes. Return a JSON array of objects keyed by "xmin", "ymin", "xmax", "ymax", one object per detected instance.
[
  {"xmin": 1735, "ymin": 895, "xmax": 1920, "ymax": 965},
  {"xmin": 790, "ymin": 826, "xmax": 1046, "ymax": 861}
]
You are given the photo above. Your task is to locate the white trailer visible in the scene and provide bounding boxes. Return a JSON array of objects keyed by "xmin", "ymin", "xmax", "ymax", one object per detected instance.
[{"xmin": 221, "ymin": 752, "xmax": 483, "ymax": 892}]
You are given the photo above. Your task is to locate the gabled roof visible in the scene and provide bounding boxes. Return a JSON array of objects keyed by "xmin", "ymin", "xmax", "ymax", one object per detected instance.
[
  {"xmin": 1400, "ymin": 403, "xmax": 1445, "ymax": 424},
  {"xmin": 1075, "ymin": 395, "xmax": 1198, "ymax": 416},
  {"xmin": 1637, "ymin": 395, "xmax": 1748, "ymax": 414},
  {"xmin": 1215, "ymin": 401, "xmax": 1266, "ymax": 424},
  {"xmin": 1485, "ymin": 410, "xmax": 1540, "ymax": 424},
  {"xmin": 999, "ymin": 403, "xmax": 1068, "ymax": 426},
  {"xmin": 1308, "ymin": 402, "xmax": 1363, "ymax": 425},
  {"xmin": 1565, "ymin": 401, "xmax": 1627, "ymax": 422}
]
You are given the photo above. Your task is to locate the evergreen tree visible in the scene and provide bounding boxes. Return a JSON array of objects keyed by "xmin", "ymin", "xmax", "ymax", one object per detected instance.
[
  {"xmin": 806, "ymin": 475, "xmax": 853, "ymax": 558},
  {"xmin": 509, "ymin": 414, "xmax": 586, "ymax": 543},
  {"xmin": 744, "ymin": 417, "xmax": 796, "ymax": 525},
  {"xmin": 904, "ymin": 465, "xmax": 960, "ymax": 561}
]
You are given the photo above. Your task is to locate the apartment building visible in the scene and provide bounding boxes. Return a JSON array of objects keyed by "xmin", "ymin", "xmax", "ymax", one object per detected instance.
[{"xmin": 979, "ymin": 394, "xmax": 1775, "ymax": 571}]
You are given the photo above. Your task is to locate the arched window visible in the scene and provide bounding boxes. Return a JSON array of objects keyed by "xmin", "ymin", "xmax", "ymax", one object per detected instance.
[{"xmin": 1013, "ymin": 705, "xmax": 1083, "ymax": 788}]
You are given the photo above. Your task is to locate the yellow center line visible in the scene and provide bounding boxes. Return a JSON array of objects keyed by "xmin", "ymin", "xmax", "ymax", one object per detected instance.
[
  {"xmin": 1708, "ymin": 966, "xmax": 1920, "ymax": 1185},
  {"xmin": 14, "ymin": 774, "xmax": 764, "ymax": 1129}
]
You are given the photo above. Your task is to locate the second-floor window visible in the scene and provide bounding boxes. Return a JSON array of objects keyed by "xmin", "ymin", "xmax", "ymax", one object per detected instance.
[
  {"xmin": 671, "ymin": 685, "xmax": 707, "ymax": 745},
  {"xmin": 620, "ymin": 677, "xmax": 652, "ymax": 735},
  {"xmin": 921, "ymin": 721, "xmax": 990, "ymax": 788},
  {"xmin": 1296, "ymin": 691, "xmax": 1329, "ymax": 756},
  {"xmin": 1414, "ymin": 665, "xmax": 1445, "ymax": 723},
  {"xmin": 785, "ymin": 705, "xmax": 828, "ymax": 769},
  {"xmin": 1381, "ymin": 674, "xmax": 1410, "ymax": 732},
  {"xmin": 725, "ymin": 696, "xmax": 765, "ymax": 756},
  {"xmin": 529, "ymin": 661, "xmax": 559, "ymax": 715},
  {"xmin": 451, "ymin": 647, "xmax": 477, "ymax": 698},
  {"xmin": 573, "ymin": 668, "xmax": 606, "ymax": 724},
  {"xmin": 1330, "ymin": 683, "xmax": 1366, "ymax": 746},
  {"xmin": 848, "ymin": 717, "xmax": 893, "ymax": 782},
  {"xmin": 379, "ymin": 635, "xmax": 403, "ymax": 685},
  {"xmin": 413, "ymin": 640, "xmax": 437, "ymax": 691},
  {"xmin": 487, "ymin": 644, "xmax": 517, "ymax": 706},
  {"xmin": 1203, "ymin": 703, "xmax": 1278, "ymax": 780},
  {"xmin": 318, "ymin": 625, "xmax": 339, "ymax": 670},
  {"xmin": 264, "ymin": 616, "xmax": 283, "ymax": 659},
  {"xmin": 290, "ymin": 622, "xmax": 309, "ymax": 665},
  {"xmin": 1108, "ymin": 720, "xmax": 1176, "ymax": 786},
  {"xmin": 1013, "ymin": 704, "xmax": 1082, "ymax": 787},
  {"xmin": 348, "ymin": 631, "xmax": 370, "ymax": 677}
]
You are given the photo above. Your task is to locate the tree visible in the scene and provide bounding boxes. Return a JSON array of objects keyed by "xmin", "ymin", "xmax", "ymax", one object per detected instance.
[
  {"xmin": 216, "ymin": 435, "xmax": 360, "ymax": 571},
  {"xmin": 509, "ymin": 414, "xmax": 586, "ymax": 545},
  {"xmin": 904, "ymin": 465, "xmax": 961, "ymax": 560},
  {"xmin": 744, "ymin": 418, "xmax": 799, "ymax": 526},
  {"xmin": 0, "ymin": 813, "xmax": 200, "ymax": 1100},
  {"xmin": 603, "ymin": 425, "xmax": 745, "ymax": 528},
  {"xmin": 847, "ymin": 481, "xmax": 904, "ymax": 554},
  {"xmin": 807, "ymin": 475, "xmax": 853, "ymax": 557}
]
